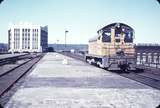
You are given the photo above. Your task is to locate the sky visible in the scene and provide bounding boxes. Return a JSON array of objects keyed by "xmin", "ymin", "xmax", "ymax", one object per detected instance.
[{"xmin": 0, "ymin": 0, "xmax": 160, "ymax": 44}]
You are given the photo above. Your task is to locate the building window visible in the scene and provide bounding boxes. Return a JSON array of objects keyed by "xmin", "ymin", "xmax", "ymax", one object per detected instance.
[{"xmin": 14, "ymin": 29, "xmax": 16, "ymax": 32}]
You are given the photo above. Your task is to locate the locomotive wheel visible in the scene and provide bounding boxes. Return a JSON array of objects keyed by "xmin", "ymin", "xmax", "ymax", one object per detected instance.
[
  {"xmin": 121, "ymin": 67, "xmax": 127, "ymax": 72},
  {"xmin": 135, "ymin": 68, "xmax": 144, "ymax": 72},
  {"xmin": 119, "ymin": 64, "xmax": 129, "ymax": 72}
]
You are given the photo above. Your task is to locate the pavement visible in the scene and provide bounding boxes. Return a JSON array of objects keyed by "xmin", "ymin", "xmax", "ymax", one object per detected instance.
[{"xmin": 5, "ymin": 53, "xmax": 160, "ymax": 108}]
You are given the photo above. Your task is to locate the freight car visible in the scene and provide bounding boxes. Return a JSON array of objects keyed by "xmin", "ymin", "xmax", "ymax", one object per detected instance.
[{"xmin": 85, "ymin": 23, "xmax": 137, "ymax": 71}]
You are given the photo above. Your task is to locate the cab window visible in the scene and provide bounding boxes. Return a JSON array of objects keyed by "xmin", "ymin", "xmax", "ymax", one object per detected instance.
[
  {"xmin": 124, "ymin": 32, "xmax": 133, "ymax": 42},
  {"xmin": 102, "ymin": 32, "xmax": 111, "ymax": 42}
]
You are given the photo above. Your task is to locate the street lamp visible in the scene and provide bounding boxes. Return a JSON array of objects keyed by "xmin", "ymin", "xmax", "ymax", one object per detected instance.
[
  {"xmin": 65, "ymin": 30, "xmax": 69, "ymax": 51},
  {"xmin": 62, "ymin": 30, "xmax": 69, "ymax": 65}
]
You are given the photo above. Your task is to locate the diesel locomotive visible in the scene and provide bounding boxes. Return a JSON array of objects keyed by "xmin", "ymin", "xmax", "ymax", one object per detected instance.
[{"xmin": 85, "ymin": 23, "xmax": 137, "ymax": 71}]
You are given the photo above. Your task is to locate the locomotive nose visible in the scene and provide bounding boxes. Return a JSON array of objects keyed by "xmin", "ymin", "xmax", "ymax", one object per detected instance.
[{"xmin": 116, "ymin": 49, "xmax": 125, "ymax": 56}]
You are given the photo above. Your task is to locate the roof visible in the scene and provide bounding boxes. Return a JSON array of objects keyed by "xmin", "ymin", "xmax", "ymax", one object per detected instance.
[
  {"xmin": 89, "ymin": 22, "xmax": 134, "ymax": 42},
  {"xmin": 97, "ymin": 22, "xmax": 134, "ymax": 33}
]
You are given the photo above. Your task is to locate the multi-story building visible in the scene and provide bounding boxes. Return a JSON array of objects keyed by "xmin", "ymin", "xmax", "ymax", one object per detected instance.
[
  {"xmin": 0, "ymin": 43, "xmax": 8, "ymax": 53},
  {"xmin": 8, "ymin": 22, "xmax": 48, "ymax": 52}
]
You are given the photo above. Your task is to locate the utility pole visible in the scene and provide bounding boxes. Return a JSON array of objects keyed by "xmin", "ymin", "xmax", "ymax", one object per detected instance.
[{"xmin": 65, "ymin": 30, "xmax": 69, "ymax": 51}]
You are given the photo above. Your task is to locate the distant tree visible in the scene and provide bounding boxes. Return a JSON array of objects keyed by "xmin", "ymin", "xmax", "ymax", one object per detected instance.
[
  {"xmin": 47, "ymin": 47, "xmax": 54, "ymax": 52},
  {"xmin": 0, "ymin": 0, "xmax": 4, "ymax": 4},
  {"xmin": 156, "ymin": 104, "xmax": 160, "ymax": 108}
]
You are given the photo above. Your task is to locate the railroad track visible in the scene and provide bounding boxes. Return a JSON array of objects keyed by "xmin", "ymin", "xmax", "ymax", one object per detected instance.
[
  {"xmin": 0, "ymin": 53, "xmax": 29, "ymax": 66},
  {"xmin": 61, "ymin": 52, "xmax": 160, "ymax": 90},
  {"xmin": 121, "ymin": 73, "xmax": 160, "ymax": 90},
  {"xmin": 0, "ymin": 53, "xmax": 44, "ymax": 97}
]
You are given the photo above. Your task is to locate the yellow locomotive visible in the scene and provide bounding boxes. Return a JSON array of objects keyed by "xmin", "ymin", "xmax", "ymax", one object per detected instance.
[{"xmin": 85, "ymin": 23, "xmax": 137, "ymax": 71}]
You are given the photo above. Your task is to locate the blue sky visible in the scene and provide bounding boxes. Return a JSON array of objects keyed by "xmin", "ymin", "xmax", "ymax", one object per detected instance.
[{"xmin": 0, "ymin": 0, "xmax": 160, "ymax": 44}]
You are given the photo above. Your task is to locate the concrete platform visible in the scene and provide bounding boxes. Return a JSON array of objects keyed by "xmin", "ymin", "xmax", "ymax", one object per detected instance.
[
  {"xmin": 0, "ymin": 53, "xmax": 26, "ymax": 60},
  {"xmin": 5, "ymin": 53, "xmax": 160, "ymax": 108}
]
